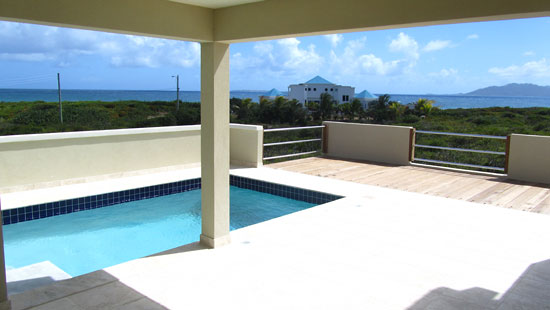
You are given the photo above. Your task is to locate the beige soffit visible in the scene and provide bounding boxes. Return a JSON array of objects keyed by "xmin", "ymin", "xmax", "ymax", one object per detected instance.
[
  {"xmin": 214, "ymin": 0, "xmax": 550, "ymax": 42},
  {"xmin": 168, "ymin": 0, "xmax": 265, "ymax": 9}
]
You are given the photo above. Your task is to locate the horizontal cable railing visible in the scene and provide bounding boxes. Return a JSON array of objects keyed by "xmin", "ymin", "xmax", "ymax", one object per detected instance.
[
  {"xmin": 263, "ymin": 138, "xmax": 322, "ymax": 147},
  {"xmin": 264, "ymin": 125, "xmax": 325, "ymax": 132},
  {"xmin": 415, "ymin": 130, "xmax": 507, "ymax": 140},
  {"xmin": 413, "ymin": 130, "xmax": 509, "ymax": 173},
  {"xmin": 264, "ymin": 151, "xmax": 320, "ymax": 161},
  {"xmin": 414, "ymin": 144, "xmax": 506, "ymax": 155},
  {"xmin": 263, "ymin": 125, "xmax": 324, "ymax": 161},
  {"xmin": 413, "ymin": 158, "xmax": 506, "ymax": 172}
]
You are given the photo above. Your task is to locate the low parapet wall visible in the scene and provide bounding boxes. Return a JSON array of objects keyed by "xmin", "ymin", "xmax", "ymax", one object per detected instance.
[
  {"xmin": 230, "ymin": 123, "xmax": 263, "ymax": 168},
  {"xmin": 0, "ymin": 124, "xmax": 263, "ymax": 192},
  {"xmin": 323, "ymin": 121, "xmax": 413, "ymax": 166},
  {"xmin": 507, "ymin": 134, "xmax": 550, "ymax": 184}
]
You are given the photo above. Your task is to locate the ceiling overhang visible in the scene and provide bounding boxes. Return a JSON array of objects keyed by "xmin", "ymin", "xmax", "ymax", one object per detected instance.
[
  {"xmin": 167, "ymin": 0, "xmax": 265, "ymax": 9},
  {"xmin": 0, "ymin": 0, "xmax": 549, "ymax": 43}
]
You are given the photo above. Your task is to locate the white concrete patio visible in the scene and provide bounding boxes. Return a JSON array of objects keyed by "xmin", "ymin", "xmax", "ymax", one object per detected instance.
[{"xmin": 8, "ymin": 167, "xmax": 550, "ymax": 310}]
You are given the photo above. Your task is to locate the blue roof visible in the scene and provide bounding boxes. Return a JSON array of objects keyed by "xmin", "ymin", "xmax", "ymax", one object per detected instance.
[
  {"xmin": 355, "ymin": 90, "xmax": 377, "ymax": 99},
  {"xmin": 264, "ymin": 88, "xmax": 283, "ymax": 97},
  {"xmin": 305, "ymin": 76, "xmax": 334, "ymax": 85}
]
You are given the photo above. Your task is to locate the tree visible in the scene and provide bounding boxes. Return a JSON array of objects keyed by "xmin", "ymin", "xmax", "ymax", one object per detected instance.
[
  {"xmin": 319, "ymin": 92, "xmax": 336, "ymax": 120},
  {"xmin": 230, "ymin": 97, "xmax": 257, "ymax": 122},
  {"xmin": 388, "ymin": 101, "xmax": 407, "ymax": 120},
  {"xmin": 339, "ymin": 102, "xmax": 352, "ymax": 120},
  {"xmin": 367, "ymin": 94, "xmax": 391, "ymax": 123},
  {"xmin": 305, "ymin": 101, "xmax": 321, "ymax": 121},
  {"xmin": 414, "ymin": 98, "xmax": 438, "ymax": 117},
  {"xmin": 350, "ymin": 99, "xmax": 363, "ymax": 120}
]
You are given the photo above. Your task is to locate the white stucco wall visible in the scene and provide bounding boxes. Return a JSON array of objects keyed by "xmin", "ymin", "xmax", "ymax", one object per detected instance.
[
  {"xmin": 324, "ymin": 121, "xmax": 413, "ymax": 166},
  {"xmin": 288, "ymin": 84, "xmax": 355, "ymax": 104},
  {"xmin": 0, "ymin": 124, "xmax": 264, "ymax": 192},
  {"xmin": 507, "ymin": 134, "xmax": 550, "ymax": 184},
  {"xmin": 230, "ymin": 124, "xmax": 263, "ymax": 168}
]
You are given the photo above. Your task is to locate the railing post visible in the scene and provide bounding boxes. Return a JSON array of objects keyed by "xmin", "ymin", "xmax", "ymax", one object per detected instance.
[
  {"xmin": 322, "ymin": 123, "xmax": 328, "ymax": 154},
  {"xmin": 504, "ymin": 134, "xmax": 511, "ymax": 174},
  {"xmin": 409, "ymin": 128, "xmax": 416, "ymax": 162},
  {"xmin": 261, "ymin": 126, "xmax": 265, "ymax": 164}
]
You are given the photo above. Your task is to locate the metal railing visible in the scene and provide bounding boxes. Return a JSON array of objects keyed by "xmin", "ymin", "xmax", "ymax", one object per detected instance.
[
  {"xmin": 263, "ymin": 125, "xmax": 324, "ymax": 161},
  {"xmin": 413, "ymin": 130, "xmax": 509, "ymax": 172}
]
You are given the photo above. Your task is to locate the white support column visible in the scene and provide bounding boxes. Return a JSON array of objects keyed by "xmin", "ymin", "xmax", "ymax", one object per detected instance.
[
  {"xmin": 0, "ymin": 224, "xmax": 11, "ymax": 310},
  {"xmin": 199, "ymin": 42, "xmax": 231, "ymax": 248}
]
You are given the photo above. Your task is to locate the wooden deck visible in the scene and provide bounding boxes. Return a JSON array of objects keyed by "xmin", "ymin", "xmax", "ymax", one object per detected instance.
[{"xmin": 267, "ymin": 157, "xmax": 550, "ymax": 214}]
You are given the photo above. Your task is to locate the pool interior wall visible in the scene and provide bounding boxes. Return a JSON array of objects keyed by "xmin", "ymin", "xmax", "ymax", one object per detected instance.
[
  {"xmin": 2, "ymin": 175, "xmax": 342, "ymax": 225},
  {"xmin": 4, "ymin": 186, "xmax": 320, "ymax": 277}
]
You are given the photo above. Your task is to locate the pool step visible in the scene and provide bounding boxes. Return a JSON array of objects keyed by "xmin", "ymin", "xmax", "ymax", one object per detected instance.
[{"xmin": 6, "ymin": 261, "xmax": 71, "ymax": 295}]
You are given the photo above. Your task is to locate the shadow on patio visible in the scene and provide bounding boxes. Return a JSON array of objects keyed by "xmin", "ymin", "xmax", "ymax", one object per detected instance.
[{"xmin": 407, "ymin": 259, "xmax": 550, "ymax": 310}]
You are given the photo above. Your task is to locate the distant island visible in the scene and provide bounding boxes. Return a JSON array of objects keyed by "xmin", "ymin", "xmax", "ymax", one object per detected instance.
[{"xmin": 465, "ymin": 83, "xmax": 550, "ymax": 97}]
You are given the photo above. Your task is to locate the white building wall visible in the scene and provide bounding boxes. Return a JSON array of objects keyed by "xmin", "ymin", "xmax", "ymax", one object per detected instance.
[{"xmin": 288, "ymin": 83, "xmax": 355, "ymax": 105}]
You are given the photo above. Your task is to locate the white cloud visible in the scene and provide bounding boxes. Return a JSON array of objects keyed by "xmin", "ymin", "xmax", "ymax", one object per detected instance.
[
  {"xmin": 0, "ymin": 53, "xmax": 53, "ymax": 62},
  {"xmin": 326, "ymin": 37, "xmax": 410, "ymax": 78},
  {"xmin": 467, "ymin": 34, "xmax": 479, "ymax": 40},
  {"xmin": 523, "ymin": 51, "xmax": 535, "ymax": 57},
  {"xmin": 429, "ymin": 68, "xmax": 458, "ymax": 78},
  {"xmin": 489, "ymin": 58, "xmax": 550, "ymax": 78},
  {"xmin": 423, "ymin": 40, "xmax": 452, "ymax": 52},
  {"xmin": 389, "ymin": 32, "xmax": 419, "ymax": 60},
  {"xmin": 231, "ymin": 37, "xmax": 324, "ymax": 85},
  {"xmin": 253, "ymin": 42, "xmax": 273, "ymax": 55},
  {"xmin": 0, "ymin": 21, "xmax": 200, "ymax": 68},
  {"xmin": 324, "ymin": 34, "xmax": 343, "ymax": 47},
  {"xmin": 276, "ymin": 38, "xmax": 323, "ymax": 71},
  {"xmin": 357, "ymin": 54, "xmax": 403, "ymax": 75}
]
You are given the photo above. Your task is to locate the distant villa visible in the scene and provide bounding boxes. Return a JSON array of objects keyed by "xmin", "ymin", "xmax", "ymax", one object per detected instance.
[
  {"xmin": 262, "ymin": 76, "xmax": 377, "ymax": 107},
  {"xmin": 259, "ymin": 88, "xmax": 285, "ymax": 102}
]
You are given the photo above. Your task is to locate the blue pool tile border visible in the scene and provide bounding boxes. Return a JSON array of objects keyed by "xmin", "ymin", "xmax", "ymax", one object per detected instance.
[
  {"xmin": 230, "ymin": 175, "xmax": 341, "ymax": 205},
  {"xmin": 2, "ymin": 176, "xmax": 341, "ymax": 225}
]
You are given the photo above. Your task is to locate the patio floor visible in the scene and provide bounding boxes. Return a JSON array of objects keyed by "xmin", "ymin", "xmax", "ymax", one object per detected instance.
[
  {"xmin": 267, "ymin": 157, "xmax": 550, "ymax": 214},
  {"xmin": 7, "ymin": 166, "xmax": 550, "ymax": 310}
]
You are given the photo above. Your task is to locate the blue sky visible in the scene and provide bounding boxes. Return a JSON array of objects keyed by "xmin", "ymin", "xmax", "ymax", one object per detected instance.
[{"xmin": 0, "ymin": 17, "xmax": 549, "ymax": 94}]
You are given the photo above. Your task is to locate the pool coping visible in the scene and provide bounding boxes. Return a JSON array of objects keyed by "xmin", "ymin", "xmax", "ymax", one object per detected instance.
[{"xmin": 1, "ymin": 169, "xmax": 342, "ymax": 225}]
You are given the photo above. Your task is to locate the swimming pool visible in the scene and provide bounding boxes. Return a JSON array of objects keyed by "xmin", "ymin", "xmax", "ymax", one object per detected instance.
[{"xmin": 3, "ymin": 178, "xmax": 341, "ymax": 277}]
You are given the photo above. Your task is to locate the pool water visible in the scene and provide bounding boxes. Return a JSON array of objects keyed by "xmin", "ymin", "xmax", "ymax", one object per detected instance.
[{"xmin": 3, "ymin": 186, "xmax": 315, "ymax": 276}]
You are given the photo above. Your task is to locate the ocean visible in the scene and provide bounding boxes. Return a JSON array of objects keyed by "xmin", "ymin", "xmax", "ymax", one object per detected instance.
[{"xmin": 1, "ymin": 88, "xmax": 550, "ymax": 110}]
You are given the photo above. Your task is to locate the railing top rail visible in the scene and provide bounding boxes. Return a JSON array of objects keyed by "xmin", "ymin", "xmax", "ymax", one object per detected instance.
[
  {"xmin": 264, "ymin": 125, "xmax": 325, "ymax": 132},
  {"xmin": 413, "ymin": 158, "xmax": 505, "ymax": 172},
  {"xmin": 264, "ymin": 138, "xmax": 321, "ymax": 147},
  {"xmin": 415, "ymin": 130, "xmax": 507, "ymax": 140},
  {"xmin": 263, "ymin": 150, "xmax": 320, "ymax": 161},
  {"xmin": 414, "ymin": 144, "xmax": 506, "ymax": 155}
]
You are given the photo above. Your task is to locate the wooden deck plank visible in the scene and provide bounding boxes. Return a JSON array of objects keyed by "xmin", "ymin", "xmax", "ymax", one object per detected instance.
[
  {"xmin": 491, "ymin": 185, "xmax": 532, "ymax": 208},
  {"xmin": 267, "ymin": 157, "xmax": 550, "ymax": 215},
  {"xmin": 426, "ymin": 176, "xmax": 483, "ymax": 198},
  {"xmin": 446, "ymin": 179, "xmax": 496, "ymax": 200},
  {"xmin": 503, "ymin": 187, "xmax": 550, "ymax": 211},
  {"xmin": 468, "ymin": 182, "xmax": 516, "ymax": 205}
]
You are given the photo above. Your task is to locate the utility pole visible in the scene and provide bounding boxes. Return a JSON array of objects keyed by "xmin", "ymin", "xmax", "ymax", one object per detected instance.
[
  {"xmin": 57, "ymin": 73, "xmax": 63, "ymax": 124},
  {"xmin": 172, "ymin": 75, "xmax": 180, "ymax": 111}
]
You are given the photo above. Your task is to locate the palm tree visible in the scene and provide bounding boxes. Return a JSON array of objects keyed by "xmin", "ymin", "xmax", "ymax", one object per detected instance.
[
  {"xmin": 414, "ymin": 98, "xmax": 437, "ymax": 116},
  {"xmin": 350, "ymin": 99, "xmax": 363, "ymax": 120},
  {"xmin": 367, "ymin": 94, "xmax": 391, "ymax": 123},
  {"xmin": 388, "ymin": 101, "xmax": 406, "ymax": 120},
  {"xmin": 319, "ymin": 92, "xmax": 336, "ymax": 120},
  {"xmin": 339, "ymin": 102, "xmax": 352, "ymax": 120}
]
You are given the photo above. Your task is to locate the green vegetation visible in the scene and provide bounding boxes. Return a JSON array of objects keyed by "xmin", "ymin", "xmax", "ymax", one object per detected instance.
[
  {"xmin": 1, "ymin": 94, "xmax": 549, "ymax": 170},
  {"xmin": 0, "ymin": 100, "xmax": 199, "ymax": 135}
]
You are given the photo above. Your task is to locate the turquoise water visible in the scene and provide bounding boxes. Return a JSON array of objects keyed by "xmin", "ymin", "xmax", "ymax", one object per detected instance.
[
  {"xmin": 2, "ymin": 88, "xmax": 550, "ymax": 109},
  {"xmin": 0, "ymin": 89, "xmax": 268, "ymax": 104},
  {"xmin": 3, "ymin": 186, "xmax": 315, "ymax": 276}
]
